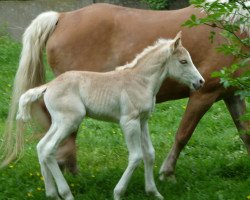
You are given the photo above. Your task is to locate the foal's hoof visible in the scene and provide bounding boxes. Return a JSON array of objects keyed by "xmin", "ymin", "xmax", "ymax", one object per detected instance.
[
  {"xmin": 113, "ymin": 193, "xmax": 122, "ymax": 200},
  {"xmin": 146, "ymin": 189, "xmax": 164, "ymax": 200},
  {"xmin": 152, "ymin": 192, "xmax": 164, "ymax": 200},
  {"xmin": 159, "ymin": 173, "xmax": 177, "ymax": 183}
]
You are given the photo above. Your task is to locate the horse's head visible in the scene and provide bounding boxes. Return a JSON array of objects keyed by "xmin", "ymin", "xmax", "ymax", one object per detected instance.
[{"xmin": 165, "ymin": 31, "xmax": 205, "ymax": 91}]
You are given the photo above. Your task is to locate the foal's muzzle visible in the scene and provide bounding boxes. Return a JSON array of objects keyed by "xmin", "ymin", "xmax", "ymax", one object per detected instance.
[{"xmin": 192, "ymin": 78, "xmax": 205, "ymax": 90}]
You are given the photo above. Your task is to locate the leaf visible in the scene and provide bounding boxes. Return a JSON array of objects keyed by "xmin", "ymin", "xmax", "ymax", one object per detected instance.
[
  {"xmin": 191, "ymin": 14, "xmax": 197, "ymax": 22},
  {"xmin": 211, "ymin": 71, "xmax": 222, "ymax": 78}
]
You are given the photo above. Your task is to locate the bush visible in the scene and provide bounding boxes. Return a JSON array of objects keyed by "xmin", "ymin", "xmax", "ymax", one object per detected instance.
[{"xmin": 142, "ymin": 0, "xmax": 170, "ymax": 10}]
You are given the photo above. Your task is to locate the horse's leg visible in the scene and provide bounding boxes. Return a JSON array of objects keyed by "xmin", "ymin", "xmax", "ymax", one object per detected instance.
[
  {"xmin": 37, "ymin": 123, "xmax": 60, "ymax": 199},
  {"xmin": 141, "ymin": 120, "xmax": 163, "ymax": 199},
  {"xmin": 114, "ymin": 118, "xmax": 143, "ymax": 200},
  {"xmin": 159, "ymin": 91, "xmax": 219, "ymax": 181},
  {"xmin": 224, "ymin": 95, "xmax": 250, "ymax": 154},
  {"xmin": 56, "ymin": 132, "xmax": 78, "ymax": 174}
]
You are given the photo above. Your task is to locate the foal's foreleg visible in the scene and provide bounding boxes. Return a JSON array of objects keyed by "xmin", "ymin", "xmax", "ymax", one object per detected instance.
[
  {"xmin": 224, "ymin": 95, "xmax": 250, "ymax": 155},
  {"xmin": 114, "ymin": 118, "xmax": 143, "ymax": 200},
  {"xmin": 141, "ymin": 120, "xmax": 163, "ymax": 199}
]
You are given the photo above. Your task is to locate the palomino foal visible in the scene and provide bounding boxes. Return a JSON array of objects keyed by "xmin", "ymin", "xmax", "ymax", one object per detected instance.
[{"xmin": 16, "ymin": 32, "xmax": 204, "ymax": 200}]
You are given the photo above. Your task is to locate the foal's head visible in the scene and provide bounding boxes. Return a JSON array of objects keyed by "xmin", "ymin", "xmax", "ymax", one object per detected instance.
[{"xmin": 163, "ymin": 32, "xmax": 205, "ymax": 91}]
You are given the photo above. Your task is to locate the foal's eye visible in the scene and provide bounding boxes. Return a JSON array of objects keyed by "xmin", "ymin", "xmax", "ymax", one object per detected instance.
[{"xmin": 179, "ymin": 60, "xmax": 187, "ymax": 64}]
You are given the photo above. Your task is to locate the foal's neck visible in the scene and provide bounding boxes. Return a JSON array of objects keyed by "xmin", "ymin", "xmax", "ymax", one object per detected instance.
[{"xmin": 133, "ymin": 50, "xmax": 168, "ymax": 96}]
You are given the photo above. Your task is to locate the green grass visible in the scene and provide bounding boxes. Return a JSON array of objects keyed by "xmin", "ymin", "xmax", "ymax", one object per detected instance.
[{"xmin": 0, "ymin": 36, "xmax": 249, "ymax": 200}]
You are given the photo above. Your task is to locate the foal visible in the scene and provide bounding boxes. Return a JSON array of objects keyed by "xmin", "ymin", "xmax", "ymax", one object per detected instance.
[{"xmin": 16, "ymin": 32, "xmax": 204, "ymax": 200}]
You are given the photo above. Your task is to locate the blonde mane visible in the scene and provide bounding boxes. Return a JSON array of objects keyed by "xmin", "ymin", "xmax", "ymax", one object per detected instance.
[{"xmin": 116, "ymin": 38, "xmax": 172, "ymax": 71}]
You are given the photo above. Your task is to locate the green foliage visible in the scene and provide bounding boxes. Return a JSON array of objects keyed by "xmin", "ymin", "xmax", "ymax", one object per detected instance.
[
  {"xmin": 142, "ymin": 0, "xmax": 169, "ymax": 10},
  {"xmin": 184, "ymin": 0, "xmax": 250, "ymax": 96},
  {"xmin": 183, "ymin": 0, "xmax": 250, "ymax": 124}
]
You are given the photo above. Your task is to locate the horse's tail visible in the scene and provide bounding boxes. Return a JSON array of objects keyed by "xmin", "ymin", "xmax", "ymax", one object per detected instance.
[
  {"xmin": 0, "ymin": 11, "xmax": 59, "ymax": 168},
  {"xmin": 16, "ymin": 85, "xmax": 48, "ymax": 123}
]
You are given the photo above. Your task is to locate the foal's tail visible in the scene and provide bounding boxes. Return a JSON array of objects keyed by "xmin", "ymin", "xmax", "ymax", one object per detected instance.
[
  {"xmin": 16, "ymin": 85, "xmax": 48, "ymax": 123},
  {"xmin": 0, "ymin": 11, "xmax": 58, "ymax": 168}
]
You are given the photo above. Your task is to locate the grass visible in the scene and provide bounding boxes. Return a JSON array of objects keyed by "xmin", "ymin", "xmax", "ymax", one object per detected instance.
[{"xmin": 0, "ymin": 36, "xmax": 250, "ymax": 200}]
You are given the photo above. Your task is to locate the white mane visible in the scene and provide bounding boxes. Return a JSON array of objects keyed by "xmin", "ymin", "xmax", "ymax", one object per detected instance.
[
  {"xmin": 203, "ymin": 0, "xmax": 250, "ymax": 36},
  {"xmin": 116, "ymin": 38, "xmax": 172, "ymax": 71}
]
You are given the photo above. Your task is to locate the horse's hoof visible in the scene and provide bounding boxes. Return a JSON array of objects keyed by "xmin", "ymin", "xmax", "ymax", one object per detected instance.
[{"xmin": 159, "ymin": 173, "xmax": 177, "ymax": 183}]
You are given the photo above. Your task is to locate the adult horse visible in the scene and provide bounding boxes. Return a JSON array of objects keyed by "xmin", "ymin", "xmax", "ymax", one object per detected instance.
[{"xmin": 2, "ymin": 2, "xmax": 250, "ymax": 180}]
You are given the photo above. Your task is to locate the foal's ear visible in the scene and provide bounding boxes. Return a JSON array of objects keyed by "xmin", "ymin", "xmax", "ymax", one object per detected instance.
[{"xmin": 171, "ymin": 31, "xmax": 182, "ymax": 52}]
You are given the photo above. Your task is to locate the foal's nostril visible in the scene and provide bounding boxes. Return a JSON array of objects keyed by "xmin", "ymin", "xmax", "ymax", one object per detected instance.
[{"xmin": 199, "ymin": 79, "xmax": 204, "ymax": 84}]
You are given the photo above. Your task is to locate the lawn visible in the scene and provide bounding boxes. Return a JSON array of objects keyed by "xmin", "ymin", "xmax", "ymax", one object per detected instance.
[{"xmin": 0, "ymin": 36, "xmax": 249, "ymax": 200}]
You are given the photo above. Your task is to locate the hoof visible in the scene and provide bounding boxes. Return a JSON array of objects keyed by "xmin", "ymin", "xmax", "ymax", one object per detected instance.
[
  {"xmin": 159, "ymin": 173, "xmax": 177, "ymax": 183},
  {"xmin": 146, "ymin": 188, "xmax": 164, "ymax": 200},
  {"xmin": 113, "ymin": 193, "xmax": 121, "ymax": 200},
  {"xmin": 156, "ymin": 194, "xmax": 164, "ymax": 200},
  {"xmin": 113, "ymin": 187, "xmax": 124, "ymax": 200},
  {"xmin": 153, "ymin": 192, "xmax": 164, "ymax": 200}
]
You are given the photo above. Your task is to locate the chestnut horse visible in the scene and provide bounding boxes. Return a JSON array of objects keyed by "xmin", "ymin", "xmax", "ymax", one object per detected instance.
[{"xmin": 2, "ymin": 3, "xmax": 250, "ymax": 181}]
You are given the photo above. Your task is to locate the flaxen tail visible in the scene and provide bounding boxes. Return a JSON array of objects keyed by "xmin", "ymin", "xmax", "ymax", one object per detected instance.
[
  {"xmin": 16, "ymin": 85, "xmax": 48, "ymax": 122},
  {"xmin": 0, "ymin": 11, "xmax": 58, "ymax": 168}
]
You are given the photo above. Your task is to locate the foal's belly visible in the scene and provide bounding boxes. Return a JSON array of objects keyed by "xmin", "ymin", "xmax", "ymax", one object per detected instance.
[{"xmin": 85, "ymin": 108, "xmax": 120, "ymax": 123}]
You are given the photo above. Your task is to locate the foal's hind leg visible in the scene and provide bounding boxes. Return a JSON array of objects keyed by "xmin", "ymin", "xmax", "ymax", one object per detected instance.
[
  {"xmin": 224, "ymin": 95, "xmax": 250, "ymax": 155},
  {"xmin": 159, "ymin": 91, "xmax": 219, "ymax": 181},
  {"xmin": 38, "ymin": 114, "xmax": 83, "ymax": 200},
  {"xmin": 37, "ymin": 123, "xmax": 60, "ymax": 199},
  {"xmin": 31, "ymin": 100, "xmax": 78, "ymax": 174},
  {"xmin": 42, "ymin": 125, "xmax": 76, "ymax": 200}
]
